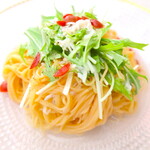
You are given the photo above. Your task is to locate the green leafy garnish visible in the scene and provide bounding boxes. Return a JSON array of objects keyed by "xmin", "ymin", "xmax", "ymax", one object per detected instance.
[
  {"xmin": 114, "ymin": 78, "xmax": 132, "ymax": 100},
  {"xmin": 84, "ymin": 12, "xmax": 97, "ymax": 19},
  {"xmin": 108, "ymin": 51, "xmax": 127, "ymax": 66},
  {"xmin": 55, "ymin": 8, "xmax": 63, "ymax": 20},
  {"xmin": 19, "ymin": 44, "xmax": 27, "ymax": 63},
  {"xmin": 24, "ymin": 27, "xmax": 43, "ymax": 56},
  {"xmin": 19, "ymin": 8, "xmax": 148, "ymax": 101},
  {"xmin": 101, "ymin": 38, "xmax": 148, "ymax": 50},
  {"xmin": 41, "ymin": 16, "xmax": 55, "ymax": 23}
]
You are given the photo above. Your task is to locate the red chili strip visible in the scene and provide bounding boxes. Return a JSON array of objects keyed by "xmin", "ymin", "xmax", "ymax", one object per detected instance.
[
  {"xmin": 129, "ymin": 48, "xmax": 133, "ymax": 51},
  {"xmin": 0, "ymin": 81, "xmax": 7, "ymax": 92},
  {"xmin": 57, "ymin": 21, "xmax": 66, "ymax": 26},
  {"xmin": 57, "ymin": 14, "xmax": 89, "ymax": 27},
  {"xmin": 75, "ymin": 16, "xmax": 82, "ymax": 21},
  {"xmin": 64, "ymin": 15, "xmax": 78, "ymax": 22},
  {"xmin": 90, "ymin": 19, "xmax": 104, "ymax": 28},
  {"xmin": 30, "ymin": 52, "xmax": 41, "ymax": 69},
  {"xmin": 81, "ymin": 16, "xmax": 88, "ymax": 20},
  {"xmin": 54, "ymin": 63, "xmax": 70, "ymax": 77},
  {"xmin": 63, "ymin": 14, "xmax": 73, "ymax": 19}
]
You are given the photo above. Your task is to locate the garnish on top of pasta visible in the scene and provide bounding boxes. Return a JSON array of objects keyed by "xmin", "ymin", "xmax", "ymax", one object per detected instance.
[{"xmin": 1, "ymin": 8, "xmax": 148, "ymax": 134}]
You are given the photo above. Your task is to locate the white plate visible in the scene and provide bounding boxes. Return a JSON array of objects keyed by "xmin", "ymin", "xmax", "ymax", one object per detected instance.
[{"xmin": 0, "ymin": 0, "xmax": 150, "ymax": 150}]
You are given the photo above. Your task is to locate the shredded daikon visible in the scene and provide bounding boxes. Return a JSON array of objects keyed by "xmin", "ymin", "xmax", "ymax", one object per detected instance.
[
  {"xmin": 20, "ymin": 84, "xmax": 31, "ymax": 108},
  {"xmin": 36, "ymin": 80, "xmax": 58, "ymax": 95},
  {"xmin": 63, "ymin": 72, "xmax": 73, "ymax": 95}
]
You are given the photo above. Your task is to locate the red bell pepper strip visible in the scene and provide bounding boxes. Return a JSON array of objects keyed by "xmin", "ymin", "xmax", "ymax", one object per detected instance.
[
  {"xmin": 30, "ymin": 52, "xmax": 41, "ymax": 69},
  {"xmin": 63, "ymin": 14, "xmax": 73, "ymax": 19},
  {"xmin": 90, "ymin": 19, "xmax": 104, "ymax": 28},
  {"xmin": 56, "ymin": 21, "xmax": 67, "ymax": 26},
  {"xmin": 0, "ymin": 81, "xmax": 7, "ymax": 92},
  {"xmin": 54, "ymin": 63, "xmax": 70, "ymax": 77}
]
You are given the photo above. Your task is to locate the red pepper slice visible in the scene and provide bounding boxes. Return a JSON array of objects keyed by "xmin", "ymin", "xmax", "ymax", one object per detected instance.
[
  {"xmin": 90, "ymin": 19, "xmax": 104, "ymax": 28},
  {"xmin": 64, "ymin": 15, "xmax": 77, "ymax": 22},
  {"xmin": 75, "ymin": 16, "xmax": 82, "ymax": 21},
  {"xmin": 0, "ymin": 81, "xmax": 7, "ymax": 92},
  {"xmin": 81, "ymin": 16, "xmax": 88, "ymax": 20},
  {"xmin": 63, "ymin": 14, "xmax": 86, "ymax": 23},
  {"xmin": 129, "ymin": 48, "xmax": 133, "ymax": 51},
  {"xmin": 30, "ymin": 52, "xmax": 41, "ymax": 69},
  {"xmin": 57, "ymin": 21, "xmax": 66, "ymax": 26},
  {"xmin": 63, "ymin": 14, "xmax": 73, "ymax": 19},
  {"xmin": 54, "ymin": 63, "xmax": 70, "ymax": 77}
]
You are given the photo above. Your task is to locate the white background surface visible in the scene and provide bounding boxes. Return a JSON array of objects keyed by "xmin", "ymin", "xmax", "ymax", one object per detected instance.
[{"xmin": 0, "ymin": 0, "xmax": 150, "ymax": 150}]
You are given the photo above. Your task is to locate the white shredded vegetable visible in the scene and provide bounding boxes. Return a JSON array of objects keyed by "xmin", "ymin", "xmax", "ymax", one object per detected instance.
[
  {"xmin": 100, "ymin": 72, "xmax": 115, "ymax": 102},
  {"xmin": 88, "ymin": 55, "xmax": 97, "ymax": 64},
  {"xmin": 133, "ymin": 65, "xmax": 139, "ymax": 70},
  {"xmin": 63, "ymin": 72, "xmax": 73, "ymax": 95},
  {"xmin": 44, "ymin": 94, "xmax": 54, "ymax": 101},
  {"xmin": 36, "ymin": 80, "xmax": 58, "ymax": 95},
  {"xmin": 87, "ymin": 60, "xmax": 103, "ymax": 119},
  {"xmin": 20, "ymin": 84, "xmax": 31, "ymax": 108}
]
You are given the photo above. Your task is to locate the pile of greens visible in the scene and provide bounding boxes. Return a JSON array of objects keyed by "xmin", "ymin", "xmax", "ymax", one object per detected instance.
[{"xmin": 20, "ymin": 8, "xmax": 148, "ymax": 101}]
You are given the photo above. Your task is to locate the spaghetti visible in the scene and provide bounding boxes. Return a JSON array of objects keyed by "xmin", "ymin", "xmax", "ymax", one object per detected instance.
[{"xmin": 2, "ymin": 9, "xmax": 147, "ymax": 134}]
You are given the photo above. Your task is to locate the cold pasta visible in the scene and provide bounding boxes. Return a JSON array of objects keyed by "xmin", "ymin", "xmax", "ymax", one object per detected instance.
[{"xmin": 2, "ymin": 10, "xmax": 147, "ymax": 134}]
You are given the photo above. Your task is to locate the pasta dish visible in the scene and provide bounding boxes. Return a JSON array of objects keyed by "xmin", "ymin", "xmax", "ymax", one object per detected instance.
[{"xmin": 1, "ymin": 9, "xmax": 148, "ymax": 134}]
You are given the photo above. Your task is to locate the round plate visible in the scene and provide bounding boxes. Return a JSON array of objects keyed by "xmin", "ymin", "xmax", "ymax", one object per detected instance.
[{"xmin": 0, "ymin": 0, "xmax": 150, "ymax": 149}]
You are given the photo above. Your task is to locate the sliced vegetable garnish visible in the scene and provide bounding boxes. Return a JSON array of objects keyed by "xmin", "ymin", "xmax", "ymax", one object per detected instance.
[
  {"xmin": 57, "ymin": 20, "xmax": 67, "ymax": 26},
  {"xmin": 54, "ymin": 63, "xmax": 70, "ymax": 77},
  {"xmin": 90, "ymin": 19, "xmax": 104, "ymax": 28},
  {"xmin": 81, "ymin": 16, "xmax": 88, "ymax": 20},
  {"xmin": 63, "ymin": 14, "xmax": 73, "ymax": 19},
  {"xmin": 0, "ymin": 81, "xmax": 7, "ymax": 92},
  {"xmin": 64, "ymin": 14, "xmax": 78, "ymax": 22},
  {"xmin": 30, "ymin": 52, "xmax": 41, "ymax": 69},
  {"xmin": 19, "ymin": 8, "xmax": 148, "ymax": 107}
]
